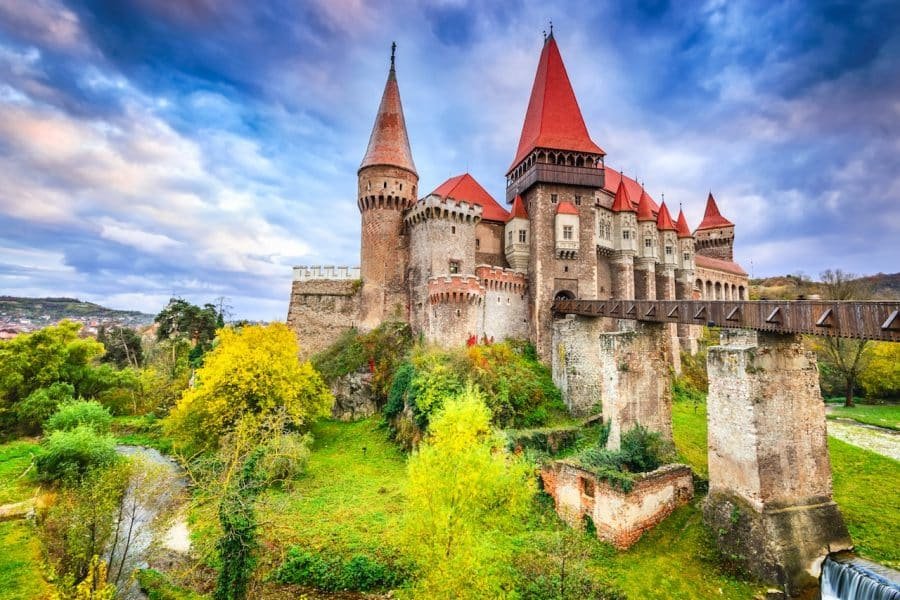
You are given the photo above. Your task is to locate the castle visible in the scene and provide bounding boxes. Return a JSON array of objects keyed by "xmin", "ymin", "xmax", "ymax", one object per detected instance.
[{"xmin": 287, "ymin": 34, "xmax": 749, "ymax": 360}]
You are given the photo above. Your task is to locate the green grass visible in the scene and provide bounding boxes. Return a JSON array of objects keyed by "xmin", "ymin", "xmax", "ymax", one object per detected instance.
[
  {"xmin": 826, "ymin": 402, "xmax": 900, "ymax": 430},
  {"xmin": 111, "ymin": 414, "xmax": 173, "ymax": 453},
  {"xmin": 0, "ymin": 439, "xmax": 40, "ymax": 505},
  {"xmin": 828, "ymin": 437, "xmax": 900, "ymax": 568},
  {"xmin": 672, "ymin": 398, "xmax": 900, "ymax": 569},
  {"xmin": 0, "ymin": 520, "xmax": 54, "ymax": 600}
]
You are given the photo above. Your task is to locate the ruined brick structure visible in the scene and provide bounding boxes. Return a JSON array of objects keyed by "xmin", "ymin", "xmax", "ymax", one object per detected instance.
[{"xmin": 287, "ymin": 35, "xmax": 748, "ymax": 359}]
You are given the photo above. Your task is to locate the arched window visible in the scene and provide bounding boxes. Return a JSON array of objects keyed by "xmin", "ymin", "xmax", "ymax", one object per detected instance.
[
  {"xmin": 739, "ymin": 285, "xmax": 746, "ymax": 300},
  {"xmin": 715, "ymin": 282, "xmax": 722, "ymax": 300},
  {"xmin": 706, "ymin": 280, "xmax": 713, "ymax": 298},
  {"xmin": 695, "ymin": 279, "xmax": 704, "ymax": 298},
  {"xmin": 555, "ymin": 290, "xmax": 575, "ymax": 301}
]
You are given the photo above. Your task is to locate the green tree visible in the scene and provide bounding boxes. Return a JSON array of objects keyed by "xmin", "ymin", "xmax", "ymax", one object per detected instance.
[
  {"xmin": 98, "ymin": 325, "xmax": 144, "ymax": 369},
  {"xmin": 45, "ymin": 400, "xmax": 113, "ymax": 434},
  {"xmin": 164, "ymin": 323, "xmax": 333, "ymax": 453},
  {"xmin": 401, "ymin": 387, "xmax": 535, "ymax": 599},
  {"xmin": 154, "ymin": 298, "xmax": 222, "ymax": 366},
  {"xmin": 14, "ymin": 382, "xmax": 75, "ymax": 434}
]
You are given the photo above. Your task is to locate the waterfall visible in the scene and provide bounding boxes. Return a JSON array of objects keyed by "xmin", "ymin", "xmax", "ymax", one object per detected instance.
[{"xmin": 821, "ymin": 555, "xmax": 900, "ymax": 600}]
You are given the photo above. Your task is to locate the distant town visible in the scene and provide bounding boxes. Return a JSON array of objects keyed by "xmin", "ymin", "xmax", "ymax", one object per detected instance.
[{"xmin": 0, "ymin": 296, "xmax": 155, "ymax": 339}]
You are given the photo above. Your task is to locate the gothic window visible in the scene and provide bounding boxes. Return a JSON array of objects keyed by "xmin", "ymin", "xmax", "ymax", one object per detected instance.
[
  {"xmin": 449, "ymin": 261, "xmax": 460, "ymax": 274},
  {"xmin": 684, "ymin": 252, "xmax": 690, "ymax": 262},
  {"xmin": 475, "ymin": 238, "xmax": 480, "ymax": 250},
  {"xmin": 575, "ymin": 195, "xmax": 582, "ymax": 205},
  {"xmin": 383, "ymin": 181, "xmax": 387, "ymax": 188},
  {"xmin": 563, "ymin": 225, "xmax": 573, "ymax": 240},
  {"xmin": 623, "ymin": 230, "xmax": 630, "ymax": 240},
  {"xmin": 665, "ymin": 245, "xmax": 673, "ymax": 255},
  {"xmin": 645, "ymin": 238, "xmax": 652, "ymax": 248},
  {"xmin": 551, "ymin": 193, "xmax": 558, "ymax": 203},
  {"xmin": 518, "ymin": 230, "xmax": 526, "ymax": 243}
]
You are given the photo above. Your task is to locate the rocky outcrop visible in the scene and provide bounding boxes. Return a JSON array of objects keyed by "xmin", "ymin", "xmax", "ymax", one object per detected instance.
[{"xmin": 330, "ymin": 370, "xmax": 378, "ymax": 421}]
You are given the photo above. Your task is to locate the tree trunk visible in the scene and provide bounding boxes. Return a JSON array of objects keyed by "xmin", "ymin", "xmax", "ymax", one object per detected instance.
[{"xmin": 844, "ymin": 380, "xmax": 855, "ymax": 407}]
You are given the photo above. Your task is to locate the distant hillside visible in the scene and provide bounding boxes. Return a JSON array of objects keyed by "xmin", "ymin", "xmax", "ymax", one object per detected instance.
[
  {"xmin": 750, "ymin": 272, "xmax": 900, "ymax": 301},
  {"xmin": 0, "ymin": 296, "xmax": 155, "ymax": 327}
]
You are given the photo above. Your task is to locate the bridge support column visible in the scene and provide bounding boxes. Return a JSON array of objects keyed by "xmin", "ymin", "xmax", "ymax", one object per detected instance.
[
  {"xmin": 674, "ymin": 269, "xmax": 699, "ymax": 355},
  {"xmin": 704, "ymin": 330, "xmax": 851, "ymax": 598},
  {"xmin": 656, "ymin": 266, "xmax": 681, "ymax": 374},
  {"xmin": 634, "ymin": 257, "xmax": 656, "ymax": 300}
]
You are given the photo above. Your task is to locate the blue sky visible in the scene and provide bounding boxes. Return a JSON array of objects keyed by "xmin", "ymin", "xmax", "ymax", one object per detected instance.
[{"xmin": 0, "ymin": 0, "xmax": 898, "ymax": 320}]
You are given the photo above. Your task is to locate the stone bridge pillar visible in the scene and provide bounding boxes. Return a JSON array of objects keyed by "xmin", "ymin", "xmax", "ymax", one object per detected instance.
[
  {"xmin": 704, "ymin": 330, "xmax": 851, "ymax": 598},
  {"xmin": 552, "ymin": 317, "xmax": 672, "ymax": 449}
]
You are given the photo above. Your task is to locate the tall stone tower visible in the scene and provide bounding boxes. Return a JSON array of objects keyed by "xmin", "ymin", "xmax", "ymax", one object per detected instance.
[
  {"xmin": 505, "ymin": 33, "xmax": 606, "ymax": 358},
  {"xmin": 693, "ymin": 193, "xmax": 734, "ymax": 261},
  {"xmin": 358, "ymin": 44, "xmax": 419, "ymax": 329}
]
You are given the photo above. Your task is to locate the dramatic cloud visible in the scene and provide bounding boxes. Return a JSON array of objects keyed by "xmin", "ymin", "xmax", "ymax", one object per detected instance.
[{"xmin": 0, "ymin": 0, "xmax": 897, "ymax": 318}]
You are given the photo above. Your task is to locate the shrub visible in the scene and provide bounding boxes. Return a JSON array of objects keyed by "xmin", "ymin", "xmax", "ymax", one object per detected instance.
[
  {"xmin": 257, "ymin": 432, "xmax": 313, "ymax": 485},
  {"xmin": 14, "ymin": 382, "xmax": 75, "ymax": 433},
  {"xmin": 36, "ymin": 425, "xmax": 119, "ymax": 483},
  {"xmin": 384, "ymin": 362, "xmax": 415, "ymax": 420},
  {"xmin": 273, "ymin": 547, "xmax": 403, "ymax": 591},
  {"xmin": 576, "ymin": 425, "xmax": 673, "ymax": 492},
  {"xmin": 45, "ymin": 400, "xmax": 113, "ymax": 434}
]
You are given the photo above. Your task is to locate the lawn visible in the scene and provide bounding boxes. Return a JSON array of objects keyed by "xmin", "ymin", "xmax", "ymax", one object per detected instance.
[
  {"xmin": 672, "ymin": 398, "xmax": 900, "ymax": 569},
  {"xmin": 0, "ymin": 440, "xmax": 53, "ymax": 600},
  {"xmin": 256, "ymin": 417, "xmax": 761, "ymax": 599},
  {"xmin": 826, "ymin": 402, "xmax": 900, "ymax": 430}
]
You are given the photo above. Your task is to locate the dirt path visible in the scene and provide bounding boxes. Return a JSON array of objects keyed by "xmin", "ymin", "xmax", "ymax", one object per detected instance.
[{"xmin": 826, "ymin": 418, "xmax": 900, "ymax": 462}]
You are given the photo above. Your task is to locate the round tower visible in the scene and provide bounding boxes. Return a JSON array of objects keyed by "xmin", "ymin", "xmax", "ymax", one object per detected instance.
[{"xmin": 357, "ymin": 44, "xmax": 419, "ymax": 329}]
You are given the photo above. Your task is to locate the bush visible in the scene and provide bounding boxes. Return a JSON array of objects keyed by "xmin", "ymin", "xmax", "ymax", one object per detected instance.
[
  {"xmin": 14, "ymin": 382, "xmax": 75, "ymax": 433},
  {"xmin": 257, "ymin": 432, "xmax": 313, "ymax": 485},
  {"xmin": 576, "ymin": 425, "xmax": 673, "ymax": 492},
  {"xmin": 273, "ymin": 547, "xmax": 403, "ymax": 592},
  {"xmin": 36, "ymin": 425, "xmax": 119, "ymax": 483},
  {"xmin": 45, "ymin": 400, "xmax": 113, "ymax": 434}
]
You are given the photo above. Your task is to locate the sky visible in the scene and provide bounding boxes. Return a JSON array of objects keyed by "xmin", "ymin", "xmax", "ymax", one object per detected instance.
[{"xmin": 0, "ymin": 0, "xmax": 898, "ymax": 320}]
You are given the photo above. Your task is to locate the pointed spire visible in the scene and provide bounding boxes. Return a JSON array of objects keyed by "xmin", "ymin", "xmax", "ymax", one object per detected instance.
[
  {"xmin": 695, "ymin": 192, "xmax": 733, "ymax": 231},
  {"xmin": 359, "ymin": 44, "xmax": 417, "ymax": 176},
  {"xmin": 508, "ymin": 34, "xmax": 604, "ymax": 173},
  {"xmin": 636, "ymin": 188, "xmax": 655, "ymax": 222},
  {"xmin": 656, "ymin": 201, "xmax": 677, "ymax": 231},
  {"xmin": 507, "ymin": 194, "xmax": 528, "ymax": 221},
  {"xmin": 611, "ymin": 179, "xmax": 634, "ymax": 212},
  {"xmin": 675, "ymin": 208, "xmax": 692, "ymax": 238}
]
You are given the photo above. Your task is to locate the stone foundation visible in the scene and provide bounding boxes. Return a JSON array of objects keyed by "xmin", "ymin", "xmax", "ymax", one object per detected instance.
[
  {"xmin": 329, "ymin": 370, "xmax": 377, "ymax": 421},
  {"xmin": 705, "ymin": 330, "xmax": 852, "ymax": 597},
  {"xmin": 541, "ymin": 460, "xmax": 693, "ymax": 549}
]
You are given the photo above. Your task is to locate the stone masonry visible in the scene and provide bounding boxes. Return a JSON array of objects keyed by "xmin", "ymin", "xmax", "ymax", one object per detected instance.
[{"xmin": 704, "ymin": 330, "xmax": 852, "ymax": 597}]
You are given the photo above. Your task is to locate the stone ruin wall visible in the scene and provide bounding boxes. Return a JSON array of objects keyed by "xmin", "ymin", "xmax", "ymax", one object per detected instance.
[
  {"xmin": 287, "ymin": 274, "xmax": 360, "ymax": 360},
  {"xmin": 541, "ymin": 460, "xmax": 693, "ymax": 549}
]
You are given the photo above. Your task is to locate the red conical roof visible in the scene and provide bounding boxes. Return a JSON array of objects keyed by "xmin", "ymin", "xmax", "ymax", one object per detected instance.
[
  {"xmin": 556, "ymin": 200, "xmax": 579, "ymax": 215},
  {"xmin": 507, "ymin": 195, "xmax": 528, "ymax": 221},
  {"xmin": 508, "ymin": 35, "xmax": 604, "ymax": 173},
  {"xmin": 656, "ymin": 201, "xmax": 676, "ymax": 231},
  {"xmin": 611, "ymin": 179, "xmax": 635, "ymax": 212},
  {"xmin": 431, "ymin": 173, "xmax": 508, "ymax": 222},
  {"xmin": 359, "ymin": 59, "xmax": 417, "ymax": 176},
  {"xmin": 695, "ymin": 193, "xmax": 734, "ymax": 231},
  {"xmin": 675, "ymin": 208, "xmax": 692, "ymax": 238},
  {"xmin": 604, "ymin": 167, "xmax": 658, "ymax": 213},
  {"xmin": 636, "ymin": 188, "xmax": 655, "ymax": 222}
]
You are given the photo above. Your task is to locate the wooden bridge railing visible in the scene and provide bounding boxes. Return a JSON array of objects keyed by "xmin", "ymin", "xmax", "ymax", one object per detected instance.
[{"xmin": 551, "ymin": 299, "xmax": 900, "ymax": 342}]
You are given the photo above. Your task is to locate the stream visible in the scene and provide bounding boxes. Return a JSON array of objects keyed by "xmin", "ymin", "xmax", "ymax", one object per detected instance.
[{"xmin": 111, "ymin": 445, "xmax": 190, "ymax": 599}]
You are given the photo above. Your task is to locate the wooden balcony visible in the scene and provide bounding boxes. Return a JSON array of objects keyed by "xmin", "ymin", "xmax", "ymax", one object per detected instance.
[{"xmin": 506, "ymin": 164, "xmax": 606, "ymax": 202}]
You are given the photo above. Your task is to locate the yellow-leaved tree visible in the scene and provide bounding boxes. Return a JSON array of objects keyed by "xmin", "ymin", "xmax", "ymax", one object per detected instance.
[
  {"xmin": 165, "ymin": 323, "xmax": 332, "ymax": 453},
  {"xmin": 401, "ymin": 385, "xmax": 535, "ymax": 599}
]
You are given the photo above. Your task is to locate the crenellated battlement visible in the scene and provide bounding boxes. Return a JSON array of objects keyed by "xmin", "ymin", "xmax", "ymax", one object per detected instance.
[
  {"xmin": 475, "ymin": 265, "xmax": 528, "ymax": 292},
  {"xmin": 404, "ymin": 194, "xmax": 483, "ymax": 226},
  {"xmin": 293, "ymin": 266, "xmax": 362, "ymax": 282},
  {"xmin": 427, "ymin": 275, "xmax": 485, "ymax": 304}
]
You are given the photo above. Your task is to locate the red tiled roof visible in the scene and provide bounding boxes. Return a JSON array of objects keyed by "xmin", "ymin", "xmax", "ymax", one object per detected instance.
[
  {"xmin": 431, "ymin": 173, "xmax": 509, "ymax": 222},
  {"xmin": 508, "ymin": 35, "xmax": 604, "ymax": 173},
  {"xmin": 675, "ymin": 208, "xmax": 692, "ymax": 238},
  {"xmin": 611, "ymin": 179, "xmax": 635, "ymax": 212},
  {"xmin": 507, "ymin": 194, "xmax": 528, "ymax": 221},
  {"xmin": 636, "ymin": 188, "xmax": 655, "ymax": 222},
  {"xmin": 556, "ymin": 200, "xmax": 579, "ymax": 215},
  {"xmin": 603, "ymin": 167, "xmax": 659, "ymax": 213},
  {"xmin": 359, "ymin": 63, "xmax": 417, "ymax": 175},
  {"xmin": 695, "ymin": 193, "xmax": 733, "ymax": 231},
  {"xmin": 695, "ymin": 254, "xmax": 747, "ymax": 276},
  {"xmin": 656, "ymin": 201, "xmax": 676, "ymax": 231}
]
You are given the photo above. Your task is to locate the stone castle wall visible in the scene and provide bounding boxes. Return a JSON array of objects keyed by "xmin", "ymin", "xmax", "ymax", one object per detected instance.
[
  {"xmin": 287, "ymin": 278, "xmax": 360, "ymax": 359},
  {"xmin": 426, "ymin": 275, "xmax": 484, "ymax": 346},
  {"xmin": 476, "ymin": 265, "xmax": 528, "ymax": 340},
  {"xmin": 475, "ymin": 221, "xmax": 507, "ymax": 267}
]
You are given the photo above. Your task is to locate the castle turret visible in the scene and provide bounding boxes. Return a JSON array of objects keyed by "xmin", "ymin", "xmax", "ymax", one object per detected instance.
[
  {"xmin": 358, "ymin": 44, "xmax": 419, "ymax": 328},
  {"xmin": 693, "ymin": 192, "xmax": 735, "ymax": 261},
  {"xmin": 505, "ymin": 33, "xmax": 607, "ymax": 358},
  {"xmin": 611, "ymin": 179, "xmax": 636, "ymax": 299},
  {"xmin": 674, "ymin": 208, "xmax": 698, "ymax": 353},
  {"xmin": 504, "ymin": 195, "xmax": 530, "ymax": 272},
  {"xmin": 635, "ymin": 187, "xmax": 658, "ymax": 300},
  {"xmin": 655, "ymin": 201, "xmax": 678, "ymax": 298}
]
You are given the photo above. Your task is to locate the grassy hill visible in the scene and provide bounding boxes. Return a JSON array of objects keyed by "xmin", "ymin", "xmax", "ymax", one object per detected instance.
[{"xmin": 750, "ymin": 272, "xmax": 900, "ymax": 301}]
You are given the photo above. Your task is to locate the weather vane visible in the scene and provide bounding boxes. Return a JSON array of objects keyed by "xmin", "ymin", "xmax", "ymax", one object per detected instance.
[{"xmin": 391, "ymin": 41, "xmax": 396, "ymax": 68}]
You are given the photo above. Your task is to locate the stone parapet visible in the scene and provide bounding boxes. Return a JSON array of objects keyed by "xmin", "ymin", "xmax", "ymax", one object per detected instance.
[
  {"xmin": 293, "ymin": 266, "xmax": 361, "ymax": 282},
  {"xmin": 475, "ymin": 265, "xmax": 527, "ymax": 292},
  {"xmin": 427, "ymin": 275, "xmax": 485, "ymax": 304},
  {"xmin": 404, "ymin": 194, "xmax": 483, "ymax": 226},
  {"xmin": 541, "ymin": 460, "xmax": 693, "ymax": 549}
]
